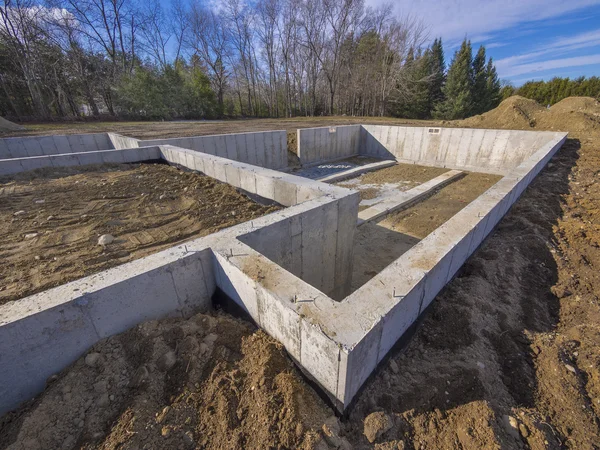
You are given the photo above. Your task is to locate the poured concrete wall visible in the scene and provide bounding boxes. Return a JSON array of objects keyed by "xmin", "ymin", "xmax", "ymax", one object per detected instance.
[
  {"xmin": 140, "ymin": 131, "xmax": 288, "ymax": 170},
  {"xmin": 0, "ymin": 133, "xmax": 114, "ymax": 159},
  {"xmin": 299, "ymin": 132, "xmax": 568, "ymax": 409},
  {"xmin": 0, "ymin": 147, "xmax": 162, "ymax": 176},
  {"xmin": 0, "ymin": 127, "xmax": 569, "ymax": 416},
  {"xmin": 297, "ymin": 125, "xmax": 361, "ymax": 166},
  {"xmin": 0, "ymin": 246, "xmax": 214, "ymax": 415},
  {"xmin": 360, "ymin": 125, "xmax": 562, "ymax": 174},
  {"xmin": 0, "ymin": 144, "xmax": 357, "ymax": 415},
  {"xmin": 238, "ymin": 193, "xmax": 359, "ymax": 299},
  {"xmin": 161, "ymin": 145, "xmax": 359, "ymax": 299},
  {"xmin": 108, "ymin": 132, "xmax": 140, "ymax": 149}
]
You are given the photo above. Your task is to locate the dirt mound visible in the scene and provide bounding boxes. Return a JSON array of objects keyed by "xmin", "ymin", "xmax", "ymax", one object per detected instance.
[
  {"xmin": 0, "ymin": 311, "xmax": 332, "ymax": 450},
  {"xmin": 538, "ymin": 96, "xmax": 600, "ymax": 132},
  {"xmin": 460, "ymin": 95, "xmax": 600, "ymax": 133},
  {"xmin": 459, "ymin": 96, "xmax": 545, "ymax": 130},
  {"xmin": 0, "ymin": 117, "xmax": 24, "ymax": 132}
]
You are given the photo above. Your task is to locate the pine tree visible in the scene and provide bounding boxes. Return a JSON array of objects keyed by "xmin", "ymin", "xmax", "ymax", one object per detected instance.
[
  {"xmin": 434, "ymin": 39, "xmax": 473, "ymax": 120},
  {"xmin": 429, "ymin": 38, "xmax": 446, "ymax": 109},
  {"xmin": 485, "ymin": 58, "xmax": 501, "ymax": 110},
  {"xmin": 471, "ymin": 46, "xmax": 487, "ymax": 115}
]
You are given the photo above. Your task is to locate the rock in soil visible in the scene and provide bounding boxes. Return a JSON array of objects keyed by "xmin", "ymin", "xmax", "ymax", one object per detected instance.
[{"xmin": 364, "ymin": 411, "xmax": 393, "ymax": 443}]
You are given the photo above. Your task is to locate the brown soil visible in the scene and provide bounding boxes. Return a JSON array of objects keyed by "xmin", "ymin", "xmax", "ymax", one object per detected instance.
[
  {"xmin": 359, "ymin": 163, "xmax": 448, "ymax": 185},
  {"xmin": 460, "ymin": 95, "xmax": 600, "ymax": 133},
  {"xmin": 0, "ymin": 311, "xmax": 331, "ymax": 450},
  {"xmin": 459, "ymin": 95, "xmax": 545, "ymax": 129},
  {"xmin": 3, "ymin": 98, "xmax": 600, "ymax": 449},
  {"xmin": 349, "ymin": 172, "xmax": 501, "ymax": 293},
  {"xmin": 0, "ymin": 117, "xmax": 436, "ymax": 140},
  {"xmin": 0, "ymin": 163, "xmax": 279, "ymax": 304},
  {"xmin": 337, "ymin": 163, "xmax": 448, "ymax": 201},
  {"xmin": 379, "ymin": 172, "xmax": 502, "ymax": 239}
]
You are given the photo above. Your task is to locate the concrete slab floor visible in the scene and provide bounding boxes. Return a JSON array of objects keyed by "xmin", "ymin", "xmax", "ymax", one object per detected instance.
[{"xmin": 291, "ymin": 155, "xmax": 382, "ymax": 179}]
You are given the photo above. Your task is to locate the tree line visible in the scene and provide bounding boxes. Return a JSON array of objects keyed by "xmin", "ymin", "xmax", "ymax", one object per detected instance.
[
  {"xmin": 502, "ymin": 76, "xmax": 600, "ymax": 107},
  {"xmin": 0, "ymin": 0, "xmax": 501, "ymax": 121}
]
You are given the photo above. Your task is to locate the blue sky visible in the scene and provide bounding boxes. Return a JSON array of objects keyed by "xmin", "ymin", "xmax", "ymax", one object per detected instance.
[{"xmin": 368, "ymin": 0, "xmax": 600, "ymax": 86}]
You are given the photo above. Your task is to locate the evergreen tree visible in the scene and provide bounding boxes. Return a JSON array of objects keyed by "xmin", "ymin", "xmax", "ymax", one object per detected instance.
[
  {"xmin": 434, "ymin": 39, "xmax": 473, "ymax": 120},
  {"xmin": 471, "ymin": 46, "xmax": 488, "ymax": 115},
  {"xmin": 429, "ymin": 38, "xmax": 446, "ymax": 108},
  {"xmin": 485, "ymin": 58, "xmax": 501, "ymax": 110}
]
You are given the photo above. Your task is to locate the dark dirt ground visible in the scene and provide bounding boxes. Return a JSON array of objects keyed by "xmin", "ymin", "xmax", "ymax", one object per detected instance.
[
  {"xmin": 2, "ymin": 99, "xmax": 600, "ymax": 449},
  {"xmin": 0, "ymin": 163, "xmax": 279, "ymax": 304}
]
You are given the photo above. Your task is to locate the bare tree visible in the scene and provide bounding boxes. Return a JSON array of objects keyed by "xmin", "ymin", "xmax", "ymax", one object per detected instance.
[{"xmin": 187, "ymin": 4, "xmax": 230, "ymax": 114}]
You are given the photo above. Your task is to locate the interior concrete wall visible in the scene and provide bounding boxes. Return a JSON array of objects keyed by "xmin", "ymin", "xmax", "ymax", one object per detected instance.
[
  {"xmin": 108, "ymin": 132, "xmax": 140, "ymax": 149},
  {"xmin": 0, "ymin": 144, "xmax": 357, "ymax": 415},
  {"xmin": 0, "ymin": 133, "xmax": 114, "ymax": 159},
  {"xmin": 238, "ymin": 192, "xmax": 359, "ymax": 299},
  {"xmin": 297, "ymin": 125, "xmax": 361, "ymax": 166},
  {"xmin": 360, "ymin": 125, "xmax": 563, "ymax": 174},
  {"xmin": 0, "ymin": 147, "xmax": 162, "ymax": 176},
  {"xmin": 139, "ymin": 131, "xmax": 288, "ymax": 170},
  {"xmin": 161, "ymin": 144, "xmax": 359, "ymax": 299}
]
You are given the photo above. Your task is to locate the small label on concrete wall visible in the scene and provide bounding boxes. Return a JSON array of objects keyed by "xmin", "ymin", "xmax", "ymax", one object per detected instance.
[{"xmin": 329, "ymin": 127, "xmax": 337, "ymax": 133}]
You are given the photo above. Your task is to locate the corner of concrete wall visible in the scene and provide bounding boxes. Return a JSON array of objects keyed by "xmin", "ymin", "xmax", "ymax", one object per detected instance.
[
  {"xmin": 298, "ymin": 125, "xmax": 362, "ymax": 166},
  {"xmin": 108, "ymin": 133, "xmax": 141, "ymax": 150}
]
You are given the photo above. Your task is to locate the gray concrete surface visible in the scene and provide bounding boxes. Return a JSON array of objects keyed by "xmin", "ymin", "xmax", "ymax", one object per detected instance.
[
  {"xmin": 297, "ymin": 125, "xmax": 361, "ymax": 166},
  {"xmin": 139, "ymin": 130, "xmax": 288, "ymax": 170}
]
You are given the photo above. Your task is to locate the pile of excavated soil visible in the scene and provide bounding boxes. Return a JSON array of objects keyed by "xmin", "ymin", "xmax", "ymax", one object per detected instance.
[
  {"xmin": 459, "ymin": 96, "xmax": 545, "ymax": 129},
  {"xmin": 0, "ymin": 117, "xmax": 24, "ymax": 132},
  {"xmin": 459, "ymin": 95, "xmax": 600, "ymax": 133},
  {"xmin": 0, "ymin": 312, "xmax": 332, "ymax": 450},
  {"xmin": 0, "ymin": 163, "xmax": 280, "ymax": 304},
  {"xmin": 538, "ymin": 97, "xmax": 600, "ymax": 132}
]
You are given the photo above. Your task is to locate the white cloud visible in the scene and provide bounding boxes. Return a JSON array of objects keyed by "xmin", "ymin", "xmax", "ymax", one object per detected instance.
[
  {"xmin": 495, "ymin": 28, "xmax": 600, "ymax": 77},
  {"xmin": 365, "ymin": 0, "xmax": 600, "ymax": 45},
  {"xmin": 498, "ymin": 54, "xmax": 600, "ymax": 77}
]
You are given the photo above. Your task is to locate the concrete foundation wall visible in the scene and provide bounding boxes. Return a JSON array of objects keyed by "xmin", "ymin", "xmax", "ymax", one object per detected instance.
[
  {"xmin": 0, "ymin": 246, "xmax": 214, "ymax": 415},
  {"xmin": 108, "ymin": 132, "xmax": 141, "ymax": 149},
  {"xmin": 0, "ymin": 128, "xmax": 568, "ymax": 416},
  {"xmin": 0, "ymin": 144, "xmax": 357, "ymax": 414},
  {"xmin": 0, "ymin": 133, "xmax": 115, "ymax": 159},
  {"xmin": 360, "ymin": 125, "xmax": 562, "ymax": 174},
  {"xmin": 326, "ymin": 132, "xmax": 569, "ymax": 408},
  {"xmin": 140, "ymin": 131, "xmax": 288, "ymax": 170},
  {"xmin": 238, "ymin": 193, "xmax": 359, "ymax": 299},
  {"xmin": 0, "ymin": 147, "xmax": 162, "ymax": 176},
  {"xmin": 297, "ymin": 125, "xmax": 361, "ymax": 166}
]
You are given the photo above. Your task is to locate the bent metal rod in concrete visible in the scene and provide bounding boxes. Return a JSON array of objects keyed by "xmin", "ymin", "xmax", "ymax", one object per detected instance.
[{"xmin": 0, "ymin": 126, "xmax": 568, "ymax": 414}]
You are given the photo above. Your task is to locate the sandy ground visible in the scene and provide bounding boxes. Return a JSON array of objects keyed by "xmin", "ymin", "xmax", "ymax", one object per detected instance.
[
  {"xmin": 0, "ymin": 163, "xmax": 279, "ymax": 304},
  {"xmin": 379, "ymin": 172, "xmax": 502, "ymax": 239},
  {"xmin": 350, "ymin": 170, "xmax": 501, "ymax": 292},
  {"xmin": 2, "ymin": 98, "xmax": 600, "ymax": 449},
  {"xmin": 337, "ymin": 163, "xmax": 449, "ymax": 204}
]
